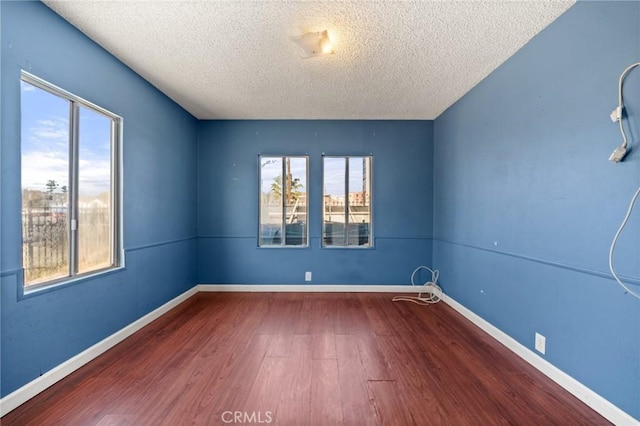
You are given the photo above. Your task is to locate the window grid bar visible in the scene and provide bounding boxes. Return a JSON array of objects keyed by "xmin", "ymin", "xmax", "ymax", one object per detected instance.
[
  {"xmin": 110, "ymin": 120, "xmax": 118, "ymax": 267},
  {"xmin": 21, "ymin": 71, "xmax": 119, "ymax": 121},
  {"xmin": 70, "ymin": 101, "xmax": 80, "ymax": 276},
  {"xmin": 65, "ymin": 101, "xmax": 74, "ymax": 279},
  {"xmin": 281, "ymin": 157, "xmax": 286, "ymax": 247},
  {"xmin": 344, "ymin": 157, "xmax": 350, "ymax": 246}
]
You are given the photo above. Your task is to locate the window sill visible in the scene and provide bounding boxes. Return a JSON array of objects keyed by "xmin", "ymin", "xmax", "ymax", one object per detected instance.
[
  {"xmin": 320, "ymin": 244, "xmax": 375, "ymax": 249},
  {"xmin": 257, "ymin": 244, "xmax": 311, "ymax": 249},
  {"xmin": 19, "ymin": 266, "xmax": 126, "ymax": 300}
]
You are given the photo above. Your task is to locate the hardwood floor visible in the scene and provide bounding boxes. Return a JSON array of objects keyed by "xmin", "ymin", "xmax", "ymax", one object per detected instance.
[{"xmin": 2, "ymin": 292, "xmax": 609, "ymax": 425}]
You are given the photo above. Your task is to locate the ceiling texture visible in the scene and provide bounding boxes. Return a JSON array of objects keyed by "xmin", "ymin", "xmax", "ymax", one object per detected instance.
[{"xmin": 44, "ymin": 1, "xmax": 575, "ymax": 120}]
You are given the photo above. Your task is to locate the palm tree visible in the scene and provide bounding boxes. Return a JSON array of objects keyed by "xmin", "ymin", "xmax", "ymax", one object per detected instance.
[{"xmin": 270, "ymin": 174, "xmax": 303, "ymax": 204}]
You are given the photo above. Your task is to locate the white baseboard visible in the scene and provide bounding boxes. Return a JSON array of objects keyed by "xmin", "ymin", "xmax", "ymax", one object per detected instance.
[
  {"xmin": 0, "ymin": 286, "xmax": 198, "ymax": 417},
  {"xmin": 3, "ymin": 284, "xmax": 636, "ymax": 425},
  {"xmin": 442, "ymin": 295, "xmax": 639, "ymax": 426},
  {"xmin": 197, "ymin": 284, "xmax": 425, "ymax": 293}
]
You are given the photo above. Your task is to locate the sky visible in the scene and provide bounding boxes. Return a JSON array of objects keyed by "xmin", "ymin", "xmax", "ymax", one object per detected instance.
[
  {"xmin": 21, "ymin": 80, "xmax": 112, "ymax": 198},
  {"xmin": 260, "ymin": 156, "xmax": 368, "ymax": 197},
  {"xmin": 260, "ymin": 157, "xmax": 307, "ymax": 194},
  {"xmin": 22, "ymin": 79, "xmax": 365, "ymax": 201}
]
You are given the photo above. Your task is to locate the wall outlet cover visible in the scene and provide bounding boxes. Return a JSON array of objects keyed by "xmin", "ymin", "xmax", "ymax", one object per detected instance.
[{"xmin": 535, "ymin": 332, "xmax": 546, "ymax": 355}]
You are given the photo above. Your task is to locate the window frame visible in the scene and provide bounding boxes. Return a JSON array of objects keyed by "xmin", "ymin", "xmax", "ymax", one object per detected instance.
[
  {"xmin": 258, "ymin": 155, "xmax": 309, "ymax": 248},
  {"xmin": 321, "ymin": 155, "xmax": 373, "ymax": 248},
  {"xmin": 20, "ymin": 71, "xmax": 124, "ymax": 292}
]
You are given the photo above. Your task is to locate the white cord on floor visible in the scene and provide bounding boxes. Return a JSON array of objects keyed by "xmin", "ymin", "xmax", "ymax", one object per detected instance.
[
  {"xmin": 393, "ymin": 266, "xmax": 443, "ymax": 305},
  {"xmin": 609, "ymin": 186, "xmax": 640, "ymax": 300}
]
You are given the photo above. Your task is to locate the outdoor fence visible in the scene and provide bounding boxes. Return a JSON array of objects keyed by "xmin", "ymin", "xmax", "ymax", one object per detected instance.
[{"xmin": 22, "ymin": 199, "xmax": 110, "ymax": 285}]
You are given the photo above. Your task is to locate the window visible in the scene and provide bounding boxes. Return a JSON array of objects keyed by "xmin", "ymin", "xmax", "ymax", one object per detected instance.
[
  {"xmin": 21, "ymin": 72, "xmax": 122, "ymax": 289},
  {"xmin": 323, "ymin": 156, "xmax": 372, "ymax": 247},
  {"xmin": 259, "ymin": 156, "xmax": 308, "ymax": 247}
]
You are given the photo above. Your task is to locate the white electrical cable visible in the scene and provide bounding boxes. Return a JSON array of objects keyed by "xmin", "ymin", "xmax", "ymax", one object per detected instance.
[
  {"xmin": 615, "ymin": 62, "xmax": 640, "ymax": 150},
  {"xmin": 609, "ymin": 186, "xmax": 640, "ymax": 300},
  {"xmin": 392, "ymin": 266, "xmax": 443, "ymax": 305},
  {"xmin": 609, "ymin": 62, "xmax": 640, "ymax": 300}
]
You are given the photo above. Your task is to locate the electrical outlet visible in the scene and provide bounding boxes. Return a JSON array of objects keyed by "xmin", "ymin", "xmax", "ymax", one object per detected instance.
[
  {"xmin": 305, "ymin": 271, "xmax": 312, "ymax": 282},
  {"xmin": 535, "ymin": 332, "xmax": 546, "ymax": 355}
]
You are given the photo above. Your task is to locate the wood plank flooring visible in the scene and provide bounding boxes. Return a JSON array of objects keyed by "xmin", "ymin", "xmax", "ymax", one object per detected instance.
[{"xmin": 2, "ymin": 292, "xmax": 610, "ymax": 425}]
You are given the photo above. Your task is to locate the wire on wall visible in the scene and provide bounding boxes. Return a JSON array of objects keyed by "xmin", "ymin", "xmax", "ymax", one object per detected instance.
[
  {"xmin": 609, "ymin": 62, "xmax": 640, "ymax": 300},
  {"xmin": 609, "ymin": 187, "xmax": 640, "ymax": 300},
  {"xmin": 609, "ymin": 62, "xmax": 640, "ymax": 162}
]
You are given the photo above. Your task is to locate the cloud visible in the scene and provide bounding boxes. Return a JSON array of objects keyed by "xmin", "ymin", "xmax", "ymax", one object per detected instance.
[
  {"xmin": 20, "ymin": 81, "xmax": 36, "ymax": 92},
  {"xmin": 22, "ymin": 108, "xmax": 112, "ymax": 197},
  {"xmin": 22, "ymin": 116, "xmax": 70, "ymax": 191},
  {"xmin": 21, "ymin": 150, "xmax": 69, "ymax": 191},
  {"xmin": 22, "ymin": 151, "xmax": 111, "ymax": 196},
  {"xmin": 79, "ymin": 159, "xmax": 111, "ymax": 195},
  {"xmin": 29, "ymin": 118, "xmax": 69, "ymax": 144}
]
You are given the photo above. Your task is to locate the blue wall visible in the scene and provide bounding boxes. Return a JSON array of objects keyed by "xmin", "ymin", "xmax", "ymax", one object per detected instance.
[
  {"xmin": 3, "ymin": 0, "xmax": 639, "ymax": 420},
  {"xmin": 0, "ymin": 1, "xmax": 198, "ymax": 397},
  {"xmin": 433, "ymin": 1, "xmax": 640, "ymax": 418},
  {"xmin": 197, "ymin": 120, "xmax": 434, "ymax": 285}
]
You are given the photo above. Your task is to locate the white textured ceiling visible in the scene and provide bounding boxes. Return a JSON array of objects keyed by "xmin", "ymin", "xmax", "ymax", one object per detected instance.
[{"xmin": 44, "ymin": 1, "xmax": 574, "ymax": 120}]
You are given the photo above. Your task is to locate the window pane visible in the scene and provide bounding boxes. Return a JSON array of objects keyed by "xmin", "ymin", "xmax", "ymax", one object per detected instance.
[
  {"xmin": 21, "ymin": 81, "xmax": 71, "ymax": 286},
  {"xmin": 323, "ymin": 156, "xmax": 372, "ymax": 248},
  {"xmin": 284, "ymin": 157, "xmax": 307, "ymax": 246},
  {"xmin": 20, "ymin": 73, "xmax": 122, "ymax": 290},
  {"xmin": 77, "ymin": 107, "xmax": 113, "ymax": 274},
  {"xmin": 259, "ymin": 156, "xmax": 308, "ymax": 247},
  {"xmin": 348, "ymin": 157, "xmax": 371, "ymax": 246},
  {"xmin": 323, "ymin": 157, "xmax": 346, "ymax": 246},
  {"xmin": 260, "ymin": 157, "xmax": 283, "ymax": 245}
]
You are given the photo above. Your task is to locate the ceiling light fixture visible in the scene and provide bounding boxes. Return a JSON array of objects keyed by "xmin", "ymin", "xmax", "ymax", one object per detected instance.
[{"xmin": 295, "ymin": 30, "xmax": 334, "ymax": 58}]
